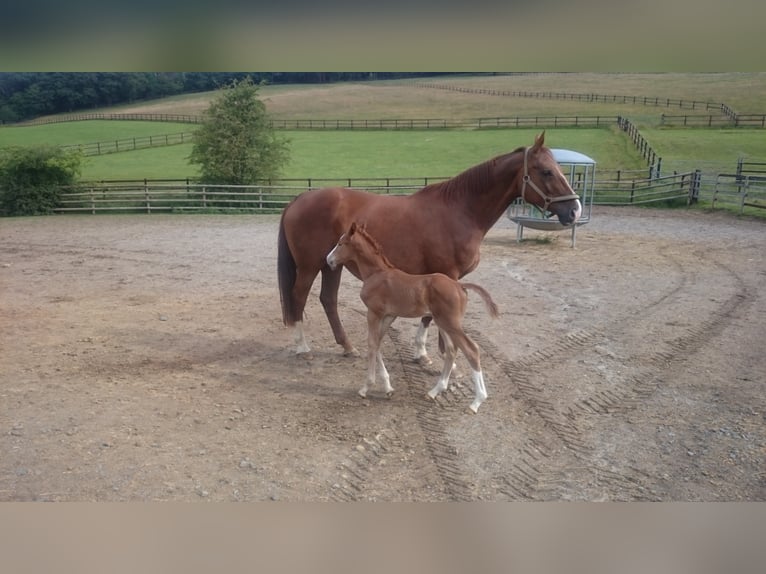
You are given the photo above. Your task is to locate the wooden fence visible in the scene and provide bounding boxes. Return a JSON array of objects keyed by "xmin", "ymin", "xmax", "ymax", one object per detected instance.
[
  {"xmin": 54, "ymin": 172, "xmax": 702, "ymax": 214},
  {"xmin": 617, "ymin": 116, "xmax": 660, "ymax": 169},
  {"xmin": 416, "ymin": 83, "xmax": 725, "ymax": 111},
  {"xmin": 20, "ymin": 113, "xmax": 203, "ymax": 126},
  {"xmin": 23, "ymin": 112, "xmax": 619, "ymax": 130},
  {"xmin": 60, "ymin": 132, "xmax": 194, "ymax": 156},
  {"xmin": 660, "ymin": 114, "xmax": 766, "ymax": 128}
]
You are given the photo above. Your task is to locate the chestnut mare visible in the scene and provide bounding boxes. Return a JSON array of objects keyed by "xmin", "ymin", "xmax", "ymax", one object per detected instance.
[
  {"xmin": 278, "ymin": 132, "xmax": 581, "ymax": 358},
  {"xmin": 326, "ymin": 222, "xmax": 499, "ymax": 413}
]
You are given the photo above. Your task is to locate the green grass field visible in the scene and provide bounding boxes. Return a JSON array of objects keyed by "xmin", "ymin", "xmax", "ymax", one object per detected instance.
[
  {"xmin": 1, "ymin": 73, "xmax": 764, "ymax": 184},
  {"xmin": 70, "ymin": 127, "xmax": 645, "ymax": 181}
]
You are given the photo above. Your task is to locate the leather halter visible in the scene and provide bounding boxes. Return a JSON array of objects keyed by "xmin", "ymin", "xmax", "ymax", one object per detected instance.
[{"xmin": 520, "ymin": 146, "xmax": 580, "ymax": 211}]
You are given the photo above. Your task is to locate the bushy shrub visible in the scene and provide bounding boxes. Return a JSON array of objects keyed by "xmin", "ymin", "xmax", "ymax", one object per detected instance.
[
  {"xmin": 0, "ymin": 145, "xmax": 82, "ymax": 215},
  {"xmin": 189, "ymin": 77, "xmax": 290, "ymax": 185}
]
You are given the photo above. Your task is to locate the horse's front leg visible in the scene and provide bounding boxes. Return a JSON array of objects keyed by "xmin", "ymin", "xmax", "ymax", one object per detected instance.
[
  {"xmin": 320, "ymin": 265, "xmax": 358, "ymax": 356},
  {"xmin": 414, "ymin": 316, "xmax": 433, "ymax": 364}
]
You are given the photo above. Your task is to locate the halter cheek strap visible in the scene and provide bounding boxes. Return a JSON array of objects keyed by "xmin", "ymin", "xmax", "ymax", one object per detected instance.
[{"xmin": 520, "ymin": 146, "xmax": 580, "ymax": 211}]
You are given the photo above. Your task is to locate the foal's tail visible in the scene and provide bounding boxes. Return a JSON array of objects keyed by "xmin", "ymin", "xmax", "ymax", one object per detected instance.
[
  {"xmin": 277, "ymin": 208, "xmax": 298, "ymax": 326},
  {"xmin": 461, "ymin": 283, "xmax": 500, "ymax": 319}
]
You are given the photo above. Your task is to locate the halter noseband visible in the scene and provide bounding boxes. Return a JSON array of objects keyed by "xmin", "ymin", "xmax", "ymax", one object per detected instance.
[{"xmin": 520, "ymin": 146, "xmax": 580, "ymax": 211}]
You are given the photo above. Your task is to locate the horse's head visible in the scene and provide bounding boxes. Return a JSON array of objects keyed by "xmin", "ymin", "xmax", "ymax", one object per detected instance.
[{"xmin": 517, "ymin": 132, "xmax": 582, "ymax": 226}]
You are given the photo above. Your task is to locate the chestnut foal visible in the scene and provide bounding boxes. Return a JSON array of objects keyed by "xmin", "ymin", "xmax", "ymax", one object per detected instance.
[{"xmin": 326, "ymin": 222, "xmax": 499, "ymax": 413}]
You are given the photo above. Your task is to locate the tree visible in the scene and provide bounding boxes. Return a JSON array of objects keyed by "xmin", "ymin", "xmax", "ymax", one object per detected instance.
[
  {"xmin": 0, "ymin": 145, "xmax": 82, "ymax": 215},
  {"xmin": 189, "ymin": 77, "xmax": 290, "ymax": 185}
]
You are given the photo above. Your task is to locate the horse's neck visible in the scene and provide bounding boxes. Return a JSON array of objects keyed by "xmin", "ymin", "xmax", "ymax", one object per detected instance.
[{"xmin": 422, "ymin": 153, "xmax": 522, "ymax": 234}]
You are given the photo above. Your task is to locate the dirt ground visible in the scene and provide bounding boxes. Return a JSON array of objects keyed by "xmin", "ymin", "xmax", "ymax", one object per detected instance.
[{"xmin": 1, "ymin": 207, "xmax": 764, "ymax": 501}]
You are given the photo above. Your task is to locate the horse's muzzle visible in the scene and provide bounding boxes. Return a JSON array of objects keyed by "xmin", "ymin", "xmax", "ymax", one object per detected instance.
[{"xmin": 554, "ymin": 199, "xmax": 582, "ymax": 226}]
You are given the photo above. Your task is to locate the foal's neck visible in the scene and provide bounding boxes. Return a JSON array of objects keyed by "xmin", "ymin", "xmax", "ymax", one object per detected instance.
[{"xmin": 352, "ymin": 246, "xmax": 393, "ymax": 280}]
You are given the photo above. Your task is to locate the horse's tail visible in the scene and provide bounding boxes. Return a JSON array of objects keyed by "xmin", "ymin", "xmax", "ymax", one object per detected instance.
[
  {"xmin": 277, "ymin": 207, "xmax": 299, "ymax": 326},
  {"xmin": 461, "ymin": 283, "xmax": 500, "ymax": 319}
]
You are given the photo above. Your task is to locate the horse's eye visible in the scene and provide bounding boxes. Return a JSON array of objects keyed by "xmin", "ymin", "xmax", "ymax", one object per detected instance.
[{"xmin": 542, "ymin": 169, "xmax": 553, "ymax": 177}]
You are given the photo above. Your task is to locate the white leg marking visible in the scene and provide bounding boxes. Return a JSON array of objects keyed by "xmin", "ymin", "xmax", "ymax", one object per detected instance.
[
  {"xmin": 294, "ymin": 322, "xmax": 311, "ymax": 354},
  {"xmin": 468, "ymin": 369, "xmax": 488, "ymax": 413},
  {"xmin": 428, "ymin": 337, "xmax": 455, "ymax": 399},
  {"xmin": 414, "ymin": 321, "xmax": 431, "ymax": 363},
  {"xmin": 377, "ymin": 352, "xmax": 394, "ymax": 397}
]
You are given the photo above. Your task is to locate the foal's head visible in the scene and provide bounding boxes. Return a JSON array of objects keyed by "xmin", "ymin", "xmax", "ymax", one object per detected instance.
[{"xmin": 326, "ymin": 222, "xmax": 394, "ymax": 272}]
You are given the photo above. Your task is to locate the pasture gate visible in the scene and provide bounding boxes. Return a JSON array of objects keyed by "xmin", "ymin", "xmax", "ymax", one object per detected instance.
[{"xmin": 506, "ymin": 149, "xmax": 596, "ymax": 248}]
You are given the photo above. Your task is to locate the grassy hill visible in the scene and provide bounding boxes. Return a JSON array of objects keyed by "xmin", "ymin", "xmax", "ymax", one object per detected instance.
[{"xmin": 1, "ymin": 73, "xmax": 764, "ymax": 182}]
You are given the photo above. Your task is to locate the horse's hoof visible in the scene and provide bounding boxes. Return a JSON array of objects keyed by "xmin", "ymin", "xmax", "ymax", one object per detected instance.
[
  {"xmin": 415, "ymin": 354, "xmax": 432, "ymax": 366},
  {"xmin": 358, "ymin": 389, "xmax": 368, "ymax": 398},
  {"xmin": 386, "ymin": 390, "xmax": 394, "ymax": 399},
  {"xmin": 344, "ymin": 347, "xmax": 361, "ymax": 358},
  {"xmin": 468, "ymin": 403, "xmax": 480, "ymax": 414},
  {"xmin": 427, "ymin": 390, "xmax": 438, "ymax": 400}
]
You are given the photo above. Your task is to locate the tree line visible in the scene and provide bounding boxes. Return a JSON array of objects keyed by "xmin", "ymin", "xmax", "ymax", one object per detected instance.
[{"xmin": 0, "ymin": 72, "xmax": 453, "ymax": 123}]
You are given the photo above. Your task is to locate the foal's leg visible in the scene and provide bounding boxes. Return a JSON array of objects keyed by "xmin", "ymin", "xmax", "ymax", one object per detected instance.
[
  {"xmin": 414, "ymin": 316, "xmax": 433, "ymax": 364},
  {"xmin": 376, "ymin": 315, "xmax": 396, "ymax": 397},
  {"xmin": 427, "ymin": 330, "xmax": 457, "ymax": 401},
  {"xmin": 447, "ymin": 328, "xmax": 487, "ymax": 413},
  {"xmin": 319, "ymin": 265, "xmax": 358, "ymax": 356},
  {"xmin": 361, "ymin": 312, "xmax": 387, "ymax": 398}
]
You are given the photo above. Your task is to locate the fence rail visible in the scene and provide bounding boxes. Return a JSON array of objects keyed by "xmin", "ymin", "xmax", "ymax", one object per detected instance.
[
  {"xmin": 711, "ymin": 175, "xmax": 766, "ymax": 213},
  {"xmin": 617, "ymin": 116, "xmax": 660, "ymax": 170},
  {"xmin": 593, "ymin": 171, "xmax": 700, "ymax": 206},
  {"xmin": 54, "ymin": 172, "xmax": 705, "ymax": 214},
  {"xmin": 660, "ymin": 114, "xmax": 766, "ymax": 127},
  {"xmin": 60, "ymin": 132, "xmax": 194, "ymax": 156},
  {"xmin": 20, "ymin": 113, "xmax": 203, "ymax": 126},
  {"xmin": 416, "ymin": 83, "xmax": 725, "ymax": 111}
]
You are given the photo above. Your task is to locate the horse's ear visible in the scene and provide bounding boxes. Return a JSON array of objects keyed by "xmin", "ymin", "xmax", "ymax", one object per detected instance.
[
  {"xmin": 533, "ymin": 131, "xmax": 545, "ymax": 150},
  {"xmin": 349, "ymin": 221, "xmax": 358, "ymax": 235}
]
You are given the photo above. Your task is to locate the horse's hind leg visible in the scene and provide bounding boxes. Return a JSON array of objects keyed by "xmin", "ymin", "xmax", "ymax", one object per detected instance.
[
  {"xmin": 320, "ymin": 266, "xmax": 358, "ymax": 356},
  {"xmin": 291, "ymin": 268, "xmax": 319, "ymax": 354}
]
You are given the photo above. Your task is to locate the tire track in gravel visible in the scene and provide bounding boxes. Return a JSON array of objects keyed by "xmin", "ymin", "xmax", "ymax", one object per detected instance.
[{"xmin": 466, "ymin": 246, "xmax": 753, "ymax": 500}]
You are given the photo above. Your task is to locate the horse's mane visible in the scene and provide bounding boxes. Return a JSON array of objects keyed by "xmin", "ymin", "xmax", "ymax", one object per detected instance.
[
  {"xmin": 418, "ymin": 146, "xmax": 525, "ymax": 201},
  {"xmin": 355, "ymin": 225, "xmax": 396, "ymax": 269}
]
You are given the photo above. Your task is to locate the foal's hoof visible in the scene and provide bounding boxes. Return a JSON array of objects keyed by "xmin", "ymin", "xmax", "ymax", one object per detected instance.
[
  {"xmin": 386, "ymin": 390, "xmax": 395, "ymax": 399},
  {"xmin": 344, "ymin": 346, "xmax": 361, "ymax": 358},
  {"xmin": 358, "ymin": 389, "xmax": 368, "ymax": 398},
  {"xmin": 415, "ymin": 354, "xmax": 433, "ymax": 366}
]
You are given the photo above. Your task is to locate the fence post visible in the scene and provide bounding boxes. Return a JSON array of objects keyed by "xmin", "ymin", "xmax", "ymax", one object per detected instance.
[
  {"xmin": 689, "ymin": 169, "xmax": 701, "ymax": 205},
  {"xmin": 145, "ymin": 180, "xmax": 150, "ymax": 213},
  {"xmin": 740, "ymin": 177, "xmax": 748, "ymax": 214}
]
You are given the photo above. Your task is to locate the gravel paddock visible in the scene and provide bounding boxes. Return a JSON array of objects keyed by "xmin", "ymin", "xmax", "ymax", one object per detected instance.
[{"xmin": 1, "ymin": 206, "xmax": 764, "ymax": 501}]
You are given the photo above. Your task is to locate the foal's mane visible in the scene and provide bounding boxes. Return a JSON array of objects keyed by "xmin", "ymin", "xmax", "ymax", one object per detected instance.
[
  {"xmin": 354, "ymin": 225, "xmax": 396, "ymax": 269},
  {"xmin": 418, "ymin": 146, "xmax": 526, "ymax": 201}
]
